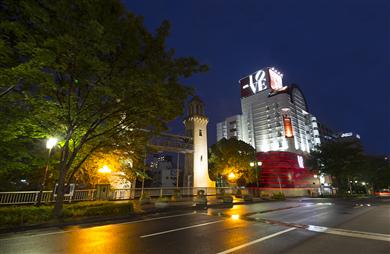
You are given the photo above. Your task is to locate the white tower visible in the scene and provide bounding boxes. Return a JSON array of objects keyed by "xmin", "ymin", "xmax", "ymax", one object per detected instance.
[{"xmin": 183, "ymin": 96, "xmax": 214, "ymax": 188}]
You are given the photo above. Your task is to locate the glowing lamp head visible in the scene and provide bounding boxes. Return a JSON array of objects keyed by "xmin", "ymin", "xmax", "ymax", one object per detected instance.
[
  {"xmin": 98, "ymin": 165, "xmax": 111, "ymax": 174},
  {"xmin": 257, "ymin": 161, "xmax": 262, "ymax": 166},
  {"xmin": 313, "ymin": 174, "xmax": 318, "ymax": 178},
  {"xmin": 228, "ymin": 172, "xmax": 236, "ymax": 180},
  {"xmin": 231, "ymin": 214, "xmax": 240, "ymax": 220},
  {"xmin": 46, "ymin": 138, "xmax": 58, "ymax": 149},
  {"xmin": 249, "ymin": 162, "xmax": 255, "ymax": 167}
]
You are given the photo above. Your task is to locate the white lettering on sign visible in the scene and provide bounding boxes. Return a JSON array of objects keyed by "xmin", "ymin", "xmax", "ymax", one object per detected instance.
[
  {"xmin": 249, "ymin": 69, "xmax": 267, "ymax": 94},
  {"xmin": 297, "ymin": 155, "xmax": 304, "ymax": 168}
]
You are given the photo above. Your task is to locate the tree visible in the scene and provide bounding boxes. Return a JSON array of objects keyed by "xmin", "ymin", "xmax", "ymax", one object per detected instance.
[
  {"xmin": 362, "ymin": 155, "xmax": 390, "ymax": 192},
  {"xmin": 208, "ymin": 138, "xmax": 257, "ymax": 186},
  {"xmin": 0, "ymin": 0, "xmax": 207, "ymax": 217},
  {"xmin": 307, "ymin": 140, "xmax": 366, "ymax": 194}
]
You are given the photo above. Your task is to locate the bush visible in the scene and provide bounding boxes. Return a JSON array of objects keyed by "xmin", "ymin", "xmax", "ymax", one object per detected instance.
[
  {"xmin": 0, "ymin": 201, "xmax": 134, "ymax": 228},
  {"xmin": 0, "ymin": 206, "xmax": 53, "ymax": 226},
  {"xmin": 272, "ymin": 192, "xmax": 285, "ymax": 200},
  {"xmin": 260, "ymin": 192, "xmax": 271, "ymax": 200},
  {"xmin": 63, "ymin": 201, "xmax": 133, "ymax": 217}
]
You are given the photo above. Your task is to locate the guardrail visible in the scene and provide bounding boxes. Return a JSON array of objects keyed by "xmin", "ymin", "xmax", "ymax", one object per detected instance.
[{"xmin": 0, "ymin": 187, "xmax": 243, "ymax": 205}]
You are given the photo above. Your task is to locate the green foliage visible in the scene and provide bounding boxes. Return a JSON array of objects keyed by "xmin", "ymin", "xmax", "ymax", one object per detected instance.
[
  {"xmin": 208, "ymin": 138, "xmax": 257, "ymax": 184},
  {"xmin": 0, "ymin": 206, "xmax": 53, "ymax": 226},
  {"xmin": 0, "ymin": 201, "xmax": 134, "ymax": 227},
  {"xmin": 308, "ymin": 140, "xmax": 390, "ymax": 193},
  {"xmin": 308, "ymin": 140, "xmax": 365, "ymax": 193},
  {"xmin": 0, "ymin": 0, "xmax": 207, "ymax": 216},
  {"xmin": 271, "ymin": 192, "xmax": 285, "ymax": 200}
]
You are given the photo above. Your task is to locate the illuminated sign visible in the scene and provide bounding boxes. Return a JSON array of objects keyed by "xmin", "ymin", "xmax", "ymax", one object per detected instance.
[
  {"xmin": 283, "ymin": 115, "xmax": 293, "ymax": 138},
  {"xmin": 297, "ymin": 155, "xmax": 304, "ymax": 168},
  {"xmin": 239, "ymin": 67, "xmax": 286, "ymax": 98},
  {"xmin": 340, "ymin": 132, "xmax": 352, "ymax": 137},
  {"xmin": 269, "ymin": 68, "xmax": 283, "ymax": 90}
]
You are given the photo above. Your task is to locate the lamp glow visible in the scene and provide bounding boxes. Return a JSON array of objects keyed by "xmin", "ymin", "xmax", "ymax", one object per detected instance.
[
  {"xmin": 46, "ymin": 138, "xmax": 58, "ymax": 149},
  {"xmin": 228, "ymin": 172, "xmax": 236, "ymax": 180},
  {"xmin": 98, "ymin": 165, "xmax": 111, "ymax": 174}
]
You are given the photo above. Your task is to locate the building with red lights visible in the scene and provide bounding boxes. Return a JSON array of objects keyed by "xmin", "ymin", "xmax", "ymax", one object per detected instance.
[{"xmin": 217, "ymin": 67, "xmax": 328, "ymax": 193}]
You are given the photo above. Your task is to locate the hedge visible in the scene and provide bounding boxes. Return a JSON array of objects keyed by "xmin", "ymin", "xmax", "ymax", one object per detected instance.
[{"xmin": 0, "ymin": 201, "xmax": 134, "ymax": 227}]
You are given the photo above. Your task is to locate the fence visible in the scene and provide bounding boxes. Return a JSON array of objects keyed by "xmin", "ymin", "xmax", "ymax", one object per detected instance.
[
  {"xmin": 0, "ymin": 189, "xmax": 96, "ymax": 205},
  {"xmin": 0, "ymin": 187, "xmax": 243, "ymax": 205}
]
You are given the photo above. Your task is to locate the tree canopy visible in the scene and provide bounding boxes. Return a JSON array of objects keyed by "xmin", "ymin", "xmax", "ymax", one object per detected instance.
[
  {"xmin": 308, "ymin": 139, "xmax": 390, "ymax": 194},
  {"xmin": 208, "ymin": 138, "xmax": 257, "ymax": 186},
  {"xmin": 0, "ymin": 0, "xmax": 207, "ymax": 216}
]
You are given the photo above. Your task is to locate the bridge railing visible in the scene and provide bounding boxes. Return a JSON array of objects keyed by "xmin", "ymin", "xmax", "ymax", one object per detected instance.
[{"xmin": 0, "ymin": 187, "xmax": 244, "ymax": 205}]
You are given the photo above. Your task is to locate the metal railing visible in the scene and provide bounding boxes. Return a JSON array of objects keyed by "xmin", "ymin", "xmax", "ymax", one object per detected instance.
[
  {"xmin": 0, "ymin": 187, "xmax": 244, "ymax": 205},
  {"xmin": 0, "ymin": 189, "xmax": 96, "ymax": 205}
]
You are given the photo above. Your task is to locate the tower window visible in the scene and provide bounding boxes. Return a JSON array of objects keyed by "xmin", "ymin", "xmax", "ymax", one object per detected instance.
[
  {"xmin": 200, "ymin": 155, "xmax": 203, "ymax": 161},
  {"xmin": 199, "ymin": 129, "xmax": 202, "ymax": 136}
]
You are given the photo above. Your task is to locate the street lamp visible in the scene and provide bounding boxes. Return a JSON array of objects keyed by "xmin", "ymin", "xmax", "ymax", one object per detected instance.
[
  {"xmin": 37, "ymin": 137, "xmax": 58, "ymax": 206},
  {"xmin": 228, "ymin": 172, "xmax": 236, "ymax": 181},
  {"xmin": 250, "ymin": 161, "xmax": 262, "ymax": 188},
  {"xmin": 97, "ymin": 165, "xmax": 111, "ymax": 185},
  {"xmin": 98, "ymin": 165, "xmax": 111, "ymax": 174}
]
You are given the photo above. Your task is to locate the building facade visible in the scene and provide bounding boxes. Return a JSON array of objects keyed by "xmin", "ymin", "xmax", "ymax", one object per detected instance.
[
  {"xmin": 183, "ymin": 96, "xmax": 214, "ymax": 188},
  {"xmin": 217, "ymin": 66, "xmax": 327, "ymax": 191},
  {"xmin": 149, "ymin": 155, "xmax": 177, "ymax": 187}
]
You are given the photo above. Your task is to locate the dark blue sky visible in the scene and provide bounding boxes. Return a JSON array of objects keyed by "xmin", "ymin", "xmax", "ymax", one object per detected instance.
[{"xmin": 124, "ymin": 0, "xmax": 390, "ymax": 155}]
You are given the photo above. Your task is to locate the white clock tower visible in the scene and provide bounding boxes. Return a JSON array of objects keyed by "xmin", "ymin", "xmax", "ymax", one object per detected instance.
[{"xmin": 183, "ymin": 96, "xmax": 214, "ymax": 188}]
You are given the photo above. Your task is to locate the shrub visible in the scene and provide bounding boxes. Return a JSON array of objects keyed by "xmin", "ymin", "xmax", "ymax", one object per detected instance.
[
  {"xmin": 260, "ymin": 192, "xmax": 271, "ymax": 200},
  {"xmin": 272, "ymin": 192, "xmax": 285, "ymax": 200},
  {"xmin": 0, "ymin": 206, "xmax": 53, "ymax": 226},
  {"xmin": 0, "ymin": 201, "xmax": 134, "ymax": 228}
]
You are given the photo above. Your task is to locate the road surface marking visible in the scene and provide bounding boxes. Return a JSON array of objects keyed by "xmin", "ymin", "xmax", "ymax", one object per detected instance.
[
  {"xmin": 216, "ymin": 227, "xmax": 297, "ymax": 254},
  {"xmin": 306, "ymin": 224, "xmax": 390, "ymax": 242},
  {"xmin": 120, "ymin": 212, "xmax": 198, "ymax": 225},
  {"xmin": 0, "ymin": 212, "xmax": 198, "ymax": 241},
  {"xmin": 140, "ymin": 219, "xmax": 224, "ymax": 238}
]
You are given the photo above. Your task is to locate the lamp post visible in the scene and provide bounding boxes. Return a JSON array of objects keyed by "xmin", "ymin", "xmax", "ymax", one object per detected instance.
[
  {"xmin": 98, "ymin": 165, "xmax": 111, "ymax": 184},
  {"xmin": 250, "ymin": 161, "xmax": 262, "ymax": 196},
  {"xmin": 250, "ymin": 161, "xmax": 262, "ymax": 187},
  {"xmin": 37, "ymin": 138, "xmax": 58, "ymax": 206}
]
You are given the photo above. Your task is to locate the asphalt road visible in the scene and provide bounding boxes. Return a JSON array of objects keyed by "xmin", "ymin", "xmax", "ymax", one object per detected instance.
[{"xmin": 0, "ymin": 198, "xmax": 389, "ymax": 254}]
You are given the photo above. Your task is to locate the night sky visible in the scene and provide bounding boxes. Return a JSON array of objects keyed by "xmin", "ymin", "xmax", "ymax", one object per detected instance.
[{"xmin": 124, "ymin": 0, "xmax": 390, "ymax": 156}]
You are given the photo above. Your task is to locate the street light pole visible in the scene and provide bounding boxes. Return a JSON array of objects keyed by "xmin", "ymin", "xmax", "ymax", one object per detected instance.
[
  {"xmin": 37, "ymin": 138, "xmax": 58, "ymax": 206},
  {"xmin": 250, "ymin": 161, "xmax": 262, "ymax": 196}
]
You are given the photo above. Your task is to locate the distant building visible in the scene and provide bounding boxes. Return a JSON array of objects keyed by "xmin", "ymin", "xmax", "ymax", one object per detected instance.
[
  {"xmin": 149, "ymin": 155, "xmax": 177, "ymax": 187},
  {"xmin": 317, "ymin": 121, "xmax": 337, "ymax": 143},
  {"xmin": 216, "ymin": 114, "xmax": 245, "ymax": 141}
]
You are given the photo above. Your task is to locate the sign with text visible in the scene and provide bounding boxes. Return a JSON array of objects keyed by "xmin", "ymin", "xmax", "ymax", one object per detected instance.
[{"xmin": 239, "ymin": 67, "xmax": 286, "ymax": 98}]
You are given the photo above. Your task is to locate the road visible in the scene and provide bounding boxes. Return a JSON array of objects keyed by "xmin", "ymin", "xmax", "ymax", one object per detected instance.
[{"xmin": 0, "ymin": 198, "xmax": 389, "ymax": 253}]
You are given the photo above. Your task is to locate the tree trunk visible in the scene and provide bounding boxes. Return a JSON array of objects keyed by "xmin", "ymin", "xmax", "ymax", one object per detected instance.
[{"xmin": 53, "ymin": 164, "xmax": 67, "ymax": 218}]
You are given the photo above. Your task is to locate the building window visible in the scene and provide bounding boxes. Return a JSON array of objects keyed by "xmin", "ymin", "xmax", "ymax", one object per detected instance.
[
  {"xmin": 199, "ymin": 129, "xmax": 202, "ymax": 136},
  {"xmin": 200, "ymin": 155, "xmax": 203, "ymax": 161}
]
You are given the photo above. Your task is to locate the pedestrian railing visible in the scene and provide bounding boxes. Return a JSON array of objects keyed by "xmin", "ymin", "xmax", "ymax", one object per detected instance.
[{"xmin": 0, "ymin": 187, "xmax": 244, "ymax": 205}]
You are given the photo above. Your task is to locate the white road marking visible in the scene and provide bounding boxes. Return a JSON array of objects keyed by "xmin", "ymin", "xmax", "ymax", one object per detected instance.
[
  {"xmin": 140, "ymin": 219, "xmax": 224, "ymax": 238},
  {"xmin": 119, "ymin": 212, "xmax": 198, "ymax": 225},
  {"xmin": 216, "ymin": 227, "xmax": 297, "ymax": 254},
  {"xmin": 0, "ymin": 212, "xmax": 198, "ymax": 241},
  {"xmin": 306, "ymin": 224, "xmax": 390, "ymax": 242}
]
